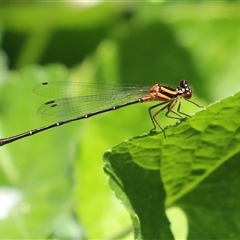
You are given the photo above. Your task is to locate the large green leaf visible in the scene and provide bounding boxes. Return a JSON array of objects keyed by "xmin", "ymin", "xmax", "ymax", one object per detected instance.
[{"xmin": 104, "ymin": 91, "xmax": 240, "ymax": 239}]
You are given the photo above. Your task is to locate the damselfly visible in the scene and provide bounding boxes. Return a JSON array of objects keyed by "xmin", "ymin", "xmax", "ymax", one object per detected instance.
[{"xmin": 0, "ymin": 79, "xmax": 200, "ymax": 146}]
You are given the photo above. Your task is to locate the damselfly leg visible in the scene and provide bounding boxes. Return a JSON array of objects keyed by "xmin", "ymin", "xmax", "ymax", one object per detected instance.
[{"xmin": 149, "ymin": 97, "xmax": 197, "ymax": 137}]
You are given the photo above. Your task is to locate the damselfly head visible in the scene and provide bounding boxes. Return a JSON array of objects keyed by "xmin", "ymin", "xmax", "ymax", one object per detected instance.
[{"xmin": 180, "ymin": 79, "xmax": 192, "ymax": 99}]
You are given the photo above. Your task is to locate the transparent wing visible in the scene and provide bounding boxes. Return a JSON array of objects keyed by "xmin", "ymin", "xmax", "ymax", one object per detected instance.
[
  {"xmin": 34, "ymin": 81, "xmax": 150, "ymax": 98},
  {"xmin": 35, "ymin": 82, "xmax": 151, "ymax": 121}
]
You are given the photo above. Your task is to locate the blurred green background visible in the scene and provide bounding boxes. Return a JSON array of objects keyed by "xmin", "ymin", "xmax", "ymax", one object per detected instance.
[{"xmin": 0, "ymin": 1, "xmax": 239, "ymax": 239}]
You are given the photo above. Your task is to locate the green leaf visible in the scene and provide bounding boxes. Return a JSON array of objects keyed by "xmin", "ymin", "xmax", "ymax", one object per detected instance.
[
  {"xmin": 104, "ymin": 91, "xmax": 240, "ymax": 239},
  {"xmin": 103, "ymin": 147, "xmax": 174, "ymax": 240}
]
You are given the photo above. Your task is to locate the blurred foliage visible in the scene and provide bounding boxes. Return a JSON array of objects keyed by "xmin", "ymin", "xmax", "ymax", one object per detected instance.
[{"xmin": 0, "ymin": 1, "xmax": 239, "ymax": 239}]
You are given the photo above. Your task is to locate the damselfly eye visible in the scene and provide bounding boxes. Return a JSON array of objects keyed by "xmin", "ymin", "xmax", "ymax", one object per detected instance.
[
  {"xmin": 180, "ymin": 79, "xmax": 188, "ymax": 88},
  {"xmin": 180, "ymin": 79, "xmax": 192, "ymax": 99}
]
